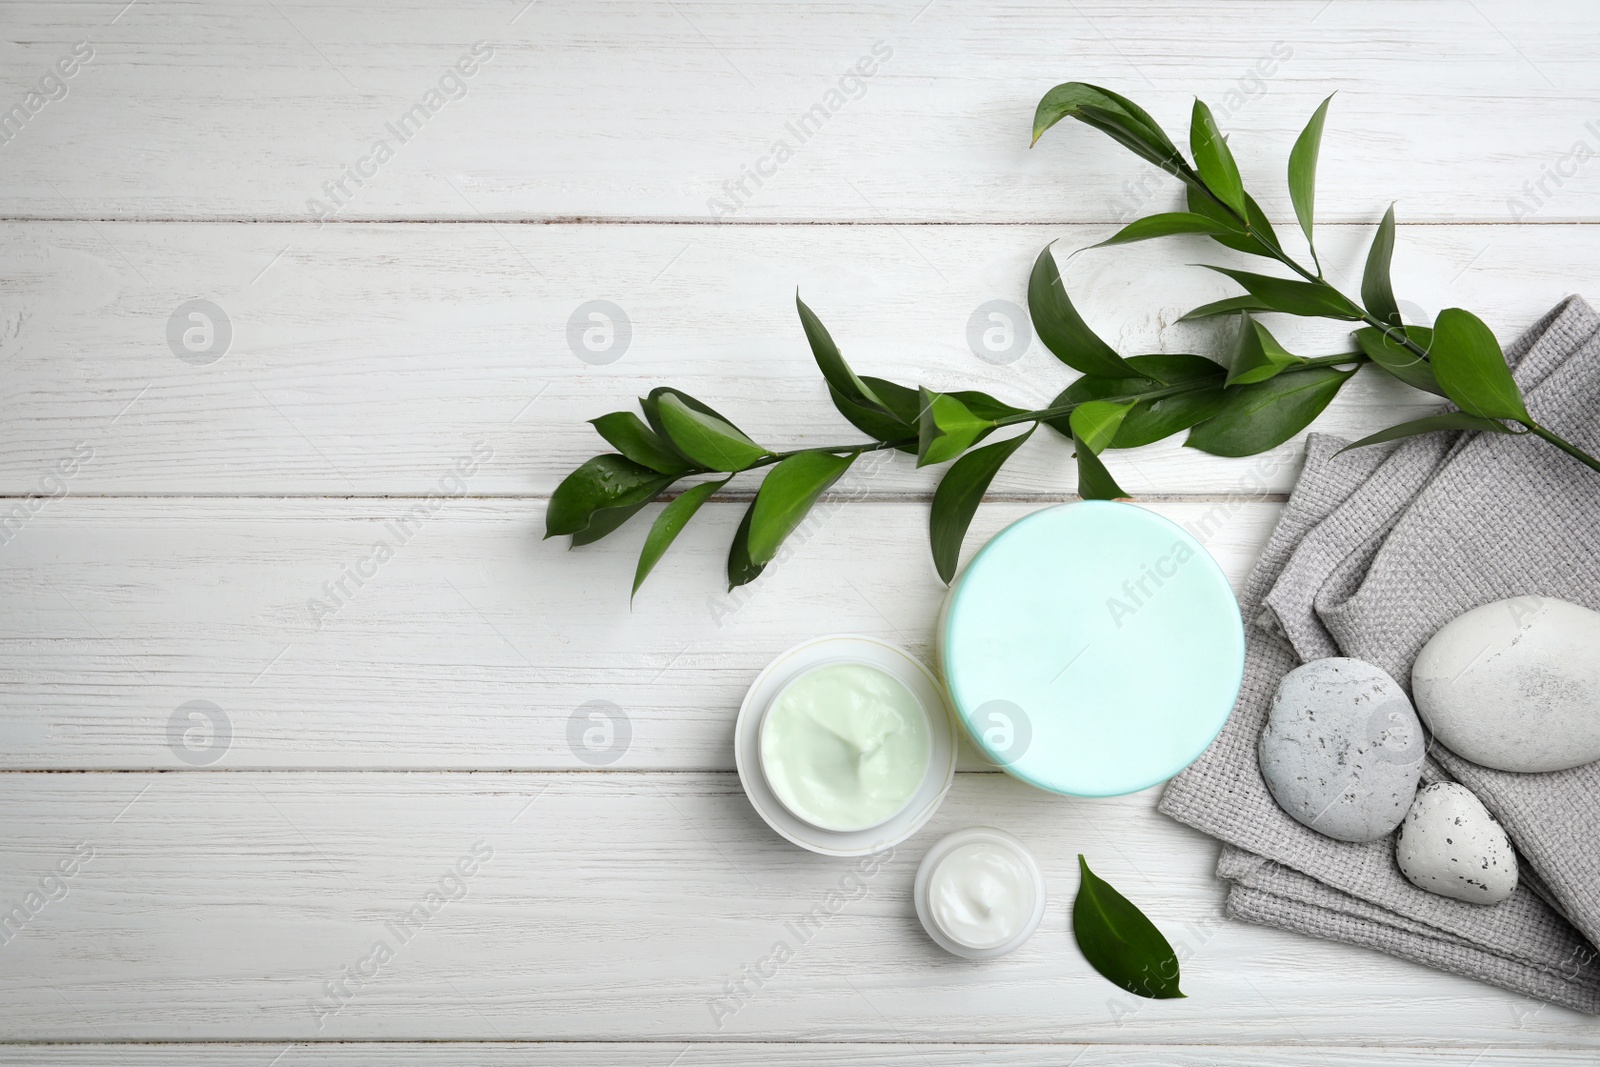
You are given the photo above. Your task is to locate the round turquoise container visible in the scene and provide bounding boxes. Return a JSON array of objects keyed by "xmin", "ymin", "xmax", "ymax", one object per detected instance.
[{"xmin": 937, "ymin": 501, "xmax": 1245, "ymax": 797}]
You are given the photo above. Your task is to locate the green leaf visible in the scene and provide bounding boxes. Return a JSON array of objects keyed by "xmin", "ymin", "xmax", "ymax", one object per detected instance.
[
  {"xmin": 1429, "ymin": 308, "xmax": 1529, "ymax": 422},
  {"xmin": 1185, "ymin": 365, "xmax": 1359, "ymax": 456},
  {"xmin": 1189, "ymin": 99, "xmax": 1246, "ymax": 216},
  {"xmin": 861, "ymin": 376, "xmax": 922, "ymax": 426},
  {"xmin": 590, "ymin": 411, "xmax": 694, "ymax": 475},
  {"xmin": 1073, "ymin": 440, "xmax": 1129, "ymax": 500},
  {"xmin": 796, "ymin": 292, "xmax": 885, "ymax": 410},
  {"xmin": 545, "ymin": 455, "xmax": 676, "ymax": 539},
  {"xmin": 633, "ymin": 478, "xmax": 727, "ymax": 598},
  {"xmin": 655, "ymin": 391, "xmax": 771, "ymax": 472},
  {"xmin": 1070, "ymin": 401, "xmax": 1134, "ymax": 500},
  {"xmin": 929, "ymin": 427, "xmax": 1034, "ymax": 584},
  {"xmin": 746, "ymin": 451, "xmax": 856, "ymax": 566},
  {"xmin": 1186, "ymin": 186, "xmax": 1282, "ymax": 259},
  {"xmin": 1052, "ymin": 354, "xmax": 1229, "ymax": 447},
  {"xmin": 947, "ymin": 390, "xmax": 1027, "ymax": 421},
  {"xmin": 1288, "ymin": 94, "xmax": 1333, "ymax": 258},
  {"xmin": 726, "ymin": 499, "xmax": 766, "ymax": 590},
  {"xmin": 1177, "ymin": 296, "xmax": 1273, "ymax": 322},
  {"xmin": 828, "ymin": 384, "xmax": 918, "ymax": 452},
  {"xmin": 917, "ymin": 388, "xmax": 996, "ymax": 467},
  {"xmin": 1073, "ymin": 855, "xmax": 1185, "ymax": 1000},
  {"xmin": 1361, "ymin": 204, "xmax": 1401, "ymax": 328},
  {"xmin": 1032, "ymin": 83, "xmax": 1182, "ymax": 173},
  {"xmin": 1070, "ymin": 399, "xmax": 1136, "ymax": 453},
  {"xmin": 571, "ymin": 493, "xmax": 665, "ymax": 547},
  {"xmin": 1029, "ymin": 245, "xmax": 1139, "ymax": 378},
  {"xmin": 1227, "ymin": 314, "xmax": 1307, "ymax": 386},
  {"xmin": 641, "ymin": 388, "xmax": 741, "ymax": 453},
  {"xmin": 1203, "ymin": 266, "xmax": 1364, "ymax": 320},
  {"xmin": 1088, "ymin": 211, "xmax": 1244, "ymax": 250},
  {"xmin": 1353, "ymin": 325, "xmax": 1443, "ymax": 395},
  {"xmin": 1336, "ymin": 412, "xmax": 1516, "ymax": 454}
]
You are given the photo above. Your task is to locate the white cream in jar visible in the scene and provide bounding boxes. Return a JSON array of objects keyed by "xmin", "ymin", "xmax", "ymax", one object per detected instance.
[{"xmin": 914, "ymin": 827, "xmax": 1046, "ymax": 958}]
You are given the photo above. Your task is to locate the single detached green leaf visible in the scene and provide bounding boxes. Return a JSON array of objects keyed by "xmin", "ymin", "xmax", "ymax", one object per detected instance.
[
  {"xmin": 1429, "ymin": 308, "xmax": 1529, "ymax": 422},
  {"xmin": 590, "ymin": 411, "xmax": 694, "ymax": 475},
  {"xmin": 1073, "ymin": 855, "xmax": 1185, "ymax": 1000},
  {"xmin": 1189, "ymin": 99, "xmax": 1246, "ymax": 216},
  {"xmin": 726, "ymin": 499, "xmax": 765, "ymax": 590},
  {"xmin": 1353, "ymin": 325, "xmax": 1443, "ymax": 396},
  {"xmin": 1069, "ymin": 399, "xmax": 1136, "ymax": 453},
  {"xmin": 1227, "ymin": 314, "xmax": 1307, "ymax": 386},
  {"xmin": 655, "ymin": 391, "xmax": 771, "ymax": 472},
  {"xmin": 1177, "ymin": 296, "xmax": 1274, "ymax": 322},
  {"xmin": 633, "ymin": 478, "xmax": 728, "ymax": 597},
  {"xmin": 746, "ymin": 451, "xmax": 856, "ymax": 566},
  {"xmin": 929, "ymin": 427, "xmax": 1035, "ymax": 584},
  {"xmin": 918, "ymin": 387, "xmax": 997, "ymax": 467},
  {"xmin": 1361, "ymin": 203, "xmax": 1401, "ymax": 327},
  {"xmin": 1186, "ymin": 365, "xmax": 1359, "ymax": 456},
  {"xmin": 1337, "ymin": 412, "xmax": 1516, "ymax": 454},
  {"xmin": 546, "ymin": 454, "xmax": 676, "ymax": 539},
  {"xmin": 1029, "ymin": 245, "xmax": 1139, "ymax": 378},
  {"xmin": 1088, "ymin": 211, "xmax": 1244, "ymax": 250},
  {"xmin": 1052, "ymin": 354, "xmax": 1229, "ymax": 448},
  {"xmin": 797, "ymin": 292, "xmax": 885, "ymax": 410},
  {"xmin": 1288, "ymin": 94, "xmax": 1333, "ymax": 257},
  {"xmin": 1203, "ymin": 266, "xmax": 1364, "ymax": 320}
]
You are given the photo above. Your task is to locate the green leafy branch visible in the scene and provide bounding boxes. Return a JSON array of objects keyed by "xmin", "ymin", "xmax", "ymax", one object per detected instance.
[{"xmin": 548, "ymin": 82, "xmax": 1600, "ymax": 596}]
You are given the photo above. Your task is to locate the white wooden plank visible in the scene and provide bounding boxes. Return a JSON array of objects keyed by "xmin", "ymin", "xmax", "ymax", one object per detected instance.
[
  {"xmin": 3, "ymin": 2, "xmax": 1599, "ymax": 223},
  {"xmin": 0, "ymin": 220, "xmax": 1584, "ymax": 496},
  {"xmin": 2, "ymin": 1044, "xmax": 1595, "ymax": 1066},
  {"xmin": 0, "ymin": 498, "xmax": 1275, "ymax": 770},
  {"xmin": 1, "ymin": 771, "xmax": 1596, "ymax": 1044}
]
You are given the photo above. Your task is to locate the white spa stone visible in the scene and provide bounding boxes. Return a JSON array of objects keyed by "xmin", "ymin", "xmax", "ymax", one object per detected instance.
[
  {"xmin": 1412, "ymin": 596, "xmax": 1600, "ymax": 773},
  {"xmin": 1258, "ymin": 658, "xmax": 1426, "ymax": 842},
  {"xmin": 1395, "ymin": 782, "xmax": 1518, "ymax": 905}
]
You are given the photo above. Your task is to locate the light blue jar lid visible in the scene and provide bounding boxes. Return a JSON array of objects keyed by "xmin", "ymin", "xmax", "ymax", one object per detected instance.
[{"xmin": 937, "ymin": 501, "xmax": 1244, "ymax": 797}]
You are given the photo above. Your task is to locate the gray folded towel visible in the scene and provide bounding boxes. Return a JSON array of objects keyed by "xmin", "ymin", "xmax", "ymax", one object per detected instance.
[{"xmin": 1160, "ymin": 297, "xmax": 1600, "ymax": 1013}]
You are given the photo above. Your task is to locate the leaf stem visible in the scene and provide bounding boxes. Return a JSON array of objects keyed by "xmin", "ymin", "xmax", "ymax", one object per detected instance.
[{"xmin": 1526, "ymin": 422, "xmax": 1600, "ymax": 475}]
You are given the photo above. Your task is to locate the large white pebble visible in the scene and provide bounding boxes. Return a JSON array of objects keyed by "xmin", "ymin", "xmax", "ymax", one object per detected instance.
[
  {"xmin": 1395, "ymin": 782, "xmax": 1518, "ymax": 904},
  {"xmin": 1412, "ymin": 596, "xmax": 1600, "ymax": 773}
]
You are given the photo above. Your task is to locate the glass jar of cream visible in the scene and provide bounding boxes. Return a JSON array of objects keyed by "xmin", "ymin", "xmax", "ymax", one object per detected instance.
[
  {"xmin": 914, "ymin": 827, "xmax": 1046, "ymax": 959},
  {"xmin": 734, "ymin": 635, "xmax": 958, "ymax": 857}
]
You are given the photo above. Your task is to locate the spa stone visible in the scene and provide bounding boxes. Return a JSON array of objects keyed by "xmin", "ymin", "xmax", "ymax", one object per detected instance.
[
  {"xmin": 1259, "ymin": 657, "xmax": 1425, "ymax": 842},
  {"xmin": 1412, "ymin": 596, "xmax": 1600, "ymax": 773},
  {"xmin": 1396, "ymin": 782, "xmax": 1518, "ymax": 905}
]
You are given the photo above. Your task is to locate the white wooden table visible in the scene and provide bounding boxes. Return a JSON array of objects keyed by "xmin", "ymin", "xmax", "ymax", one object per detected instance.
[{"xmin": 3, "ymin": 1, "xmax": 1598, "ymax": 1062}]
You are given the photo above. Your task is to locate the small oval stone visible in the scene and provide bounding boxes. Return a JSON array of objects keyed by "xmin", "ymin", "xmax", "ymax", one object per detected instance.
[
  {"xmin": 1395, "ymin": 782, "xmax": 1518, "ymax": 905},
  {"xmin": 1258, "ymin": 657, "xmax": 1427, "ymax": 842},
  {"xmin": 1412, "ymin": 596, "xmax": 1600, "ymax": 773}
]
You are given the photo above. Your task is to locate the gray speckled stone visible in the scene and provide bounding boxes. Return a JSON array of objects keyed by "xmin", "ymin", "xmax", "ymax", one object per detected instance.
[
  {"xmin": 1396, "ymin": 782, "xmax": 1518, "ymax": 904},
  {"xmin": 1258, "ymin": 657, "xmax": 1426, "ymax": 842},
  {"xmin": 1412, "ymin": 596, "xmax": 1600, "ymax": 773}
]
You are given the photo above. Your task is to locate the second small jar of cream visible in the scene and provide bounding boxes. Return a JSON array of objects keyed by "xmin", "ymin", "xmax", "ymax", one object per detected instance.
[{"xmin": 914, "ymin": 827, "xmax": 1046, "ymax": 959}]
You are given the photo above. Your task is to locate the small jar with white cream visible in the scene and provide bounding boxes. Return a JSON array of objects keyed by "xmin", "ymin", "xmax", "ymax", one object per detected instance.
[{"xmin": 914, "ymin": 827, "xmax": 1046, "ymax": 959}]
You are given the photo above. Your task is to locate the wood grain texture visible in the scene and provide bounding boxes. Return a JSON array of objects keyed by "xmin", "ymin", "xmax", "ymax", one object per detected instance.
[
  {"xmin": 2, "ymin": 1, "xmax": 1599, "ymax": 222},
  {"xmin": 3, "ymin": 1045, "xmax": 1598, "ymax": 1066},
  {"xmin": 0, "ymin": 220, "xmax": 1588, "ymax": 497},
  {"xmin": 0, "ymin": 498, "xmax": 1276, "ymax": 770},
  {"xmin": 2, "ymin": 771, "xmax": 1597, "ymax": 1045}
]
